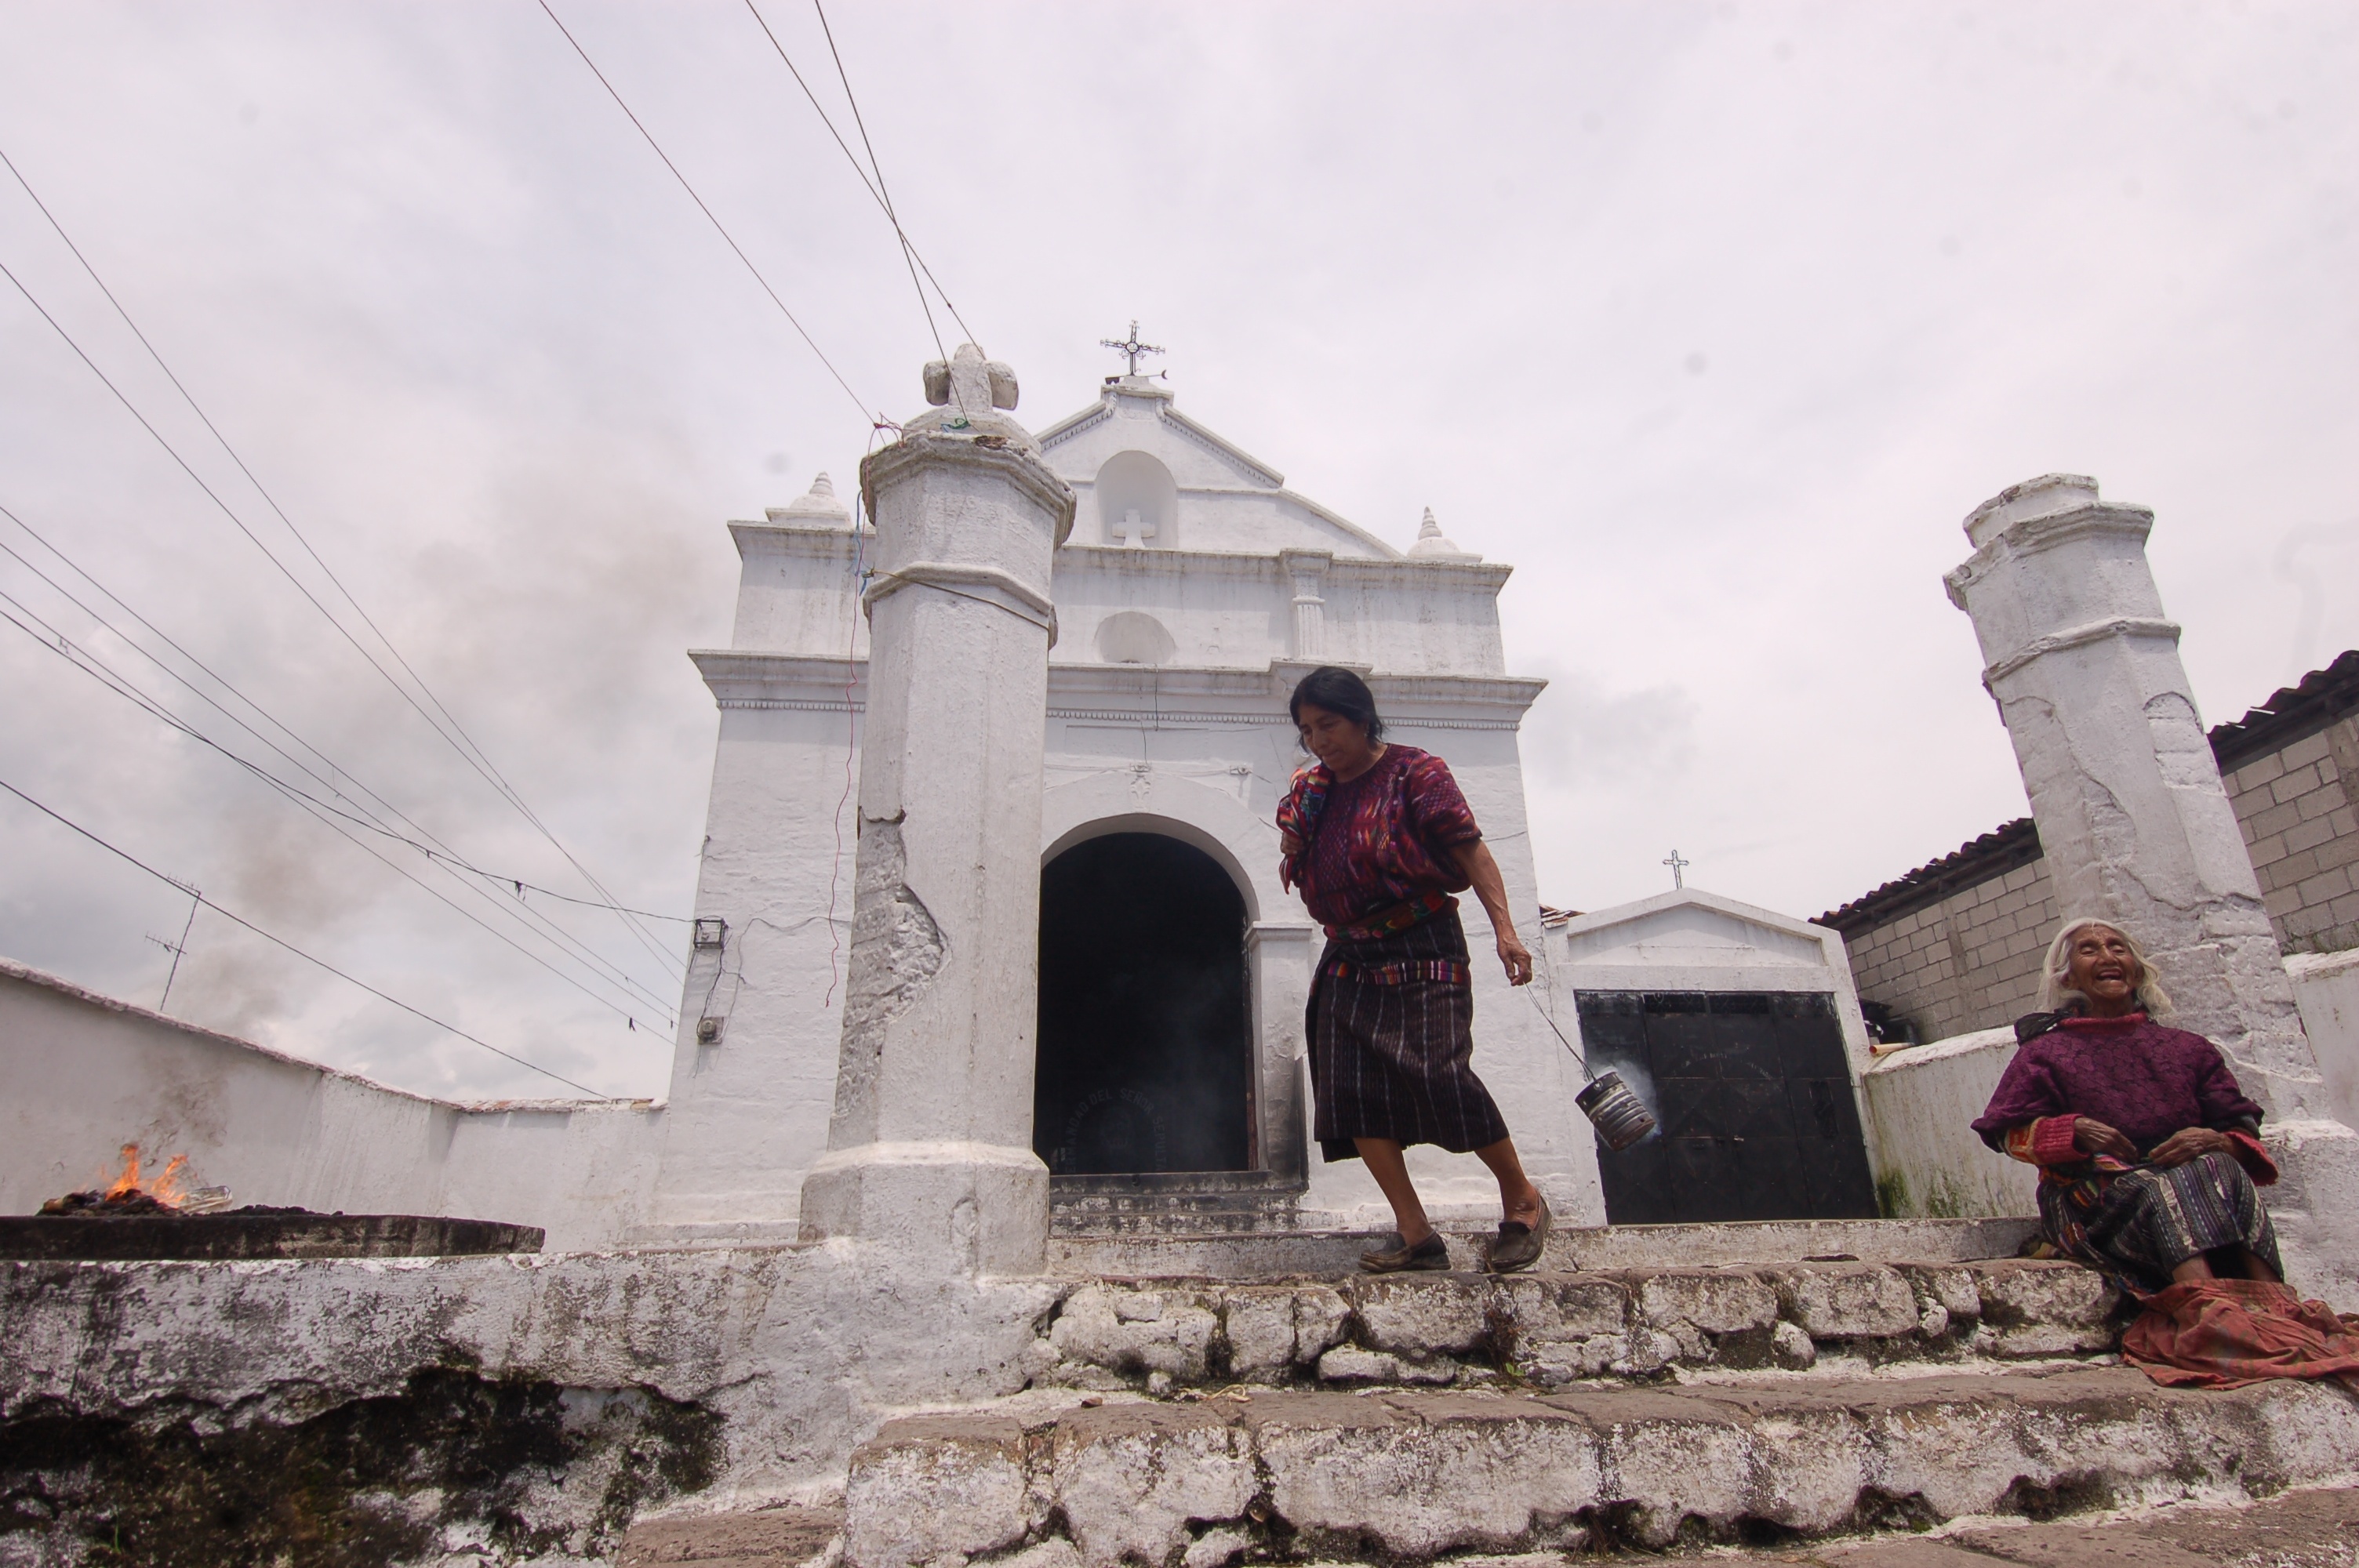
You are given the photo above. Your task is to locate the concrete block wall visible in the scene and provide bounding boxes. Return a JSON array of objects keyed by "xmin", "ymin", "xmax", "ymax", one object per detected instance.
[
  {"xmin": 1837, "ymin": 861, "xmax": 2059, "ymax": 1044},
  {"xmin": 1832, "ymin": 662, "xmax": 2359, "ymax": 1041},
  {"xmin": 2226, "ymin": 717, "xmax": 2359, "ymax": 956}
]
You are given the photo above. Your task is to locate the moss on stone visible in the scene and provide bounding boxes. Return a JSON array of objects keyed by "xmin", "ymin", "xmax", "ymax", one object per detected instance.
[{"xmin": 0, "ymin": 1366, "xmax": 720, "ymax": 1567}]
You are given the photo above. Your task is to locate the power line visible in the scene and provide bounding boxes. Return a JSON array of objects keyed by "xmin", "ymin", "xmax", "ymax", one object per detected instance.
[
  {"xmin": 0, "ymin": 586, "xmax": 678, "ymax": 1029},
  {"xmin": 741, "ymin": 0, "xmax": 939, "ymax": 358},
  {"xmin": 0, "ymin": 516, "xmax": 688, "ymax": 928},
  {"xmin": 740, "ymin": 0, "xmax": 981, "ymax": 351},
  {"xmin": 0, "ymin": 148, "xmax": 684, "ymax": 982},
  {"xmin": 534, "ymin": 0, "xmax": 885, "ymax": 426},
  {"xmin": 0, "ymin": 503, "xmax": 685, "ymax": 1012},
  {"xmin": 0, "ymin": 772, "xmax": 608, "ymax": 1098},
  {"xmin": 809, "ymin": 0, "xmax": 949, "ymax": 358}
]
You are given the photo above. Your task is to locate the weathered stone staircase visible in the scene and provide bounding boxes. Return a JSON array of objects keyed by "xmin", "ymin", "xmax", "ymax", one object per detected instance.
[{"xmin": 818, "ymin": 1220, "xmax": 2359, "ymax": 1567}]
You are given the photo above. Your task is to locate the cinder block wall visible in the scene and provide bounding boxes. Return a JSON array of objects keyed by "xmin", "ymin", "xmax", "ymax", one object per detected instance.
[
  {"xmin": 1837, "ymin": 862, "xmax": 2059, "ymax": 1044},
  {"xmin": 1826, "ymin": 655, "xmax": 2359, "ymax": 1042},
  {"xmin": 2226, "ymin": 717, "xmax": 2359, "ymax": 956}
]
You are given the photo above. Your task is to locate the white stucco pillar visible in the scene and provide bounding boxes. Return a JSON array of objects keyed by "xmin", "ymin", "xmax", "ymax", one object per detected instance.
[
  {"xmin": 798, "ymin": 347, "xmax": 1076, "ymax": 1276},
  {"xmin": 1944, "ymin": 474, "xmax": 2324, "ymax": 1115},
  {"xmin": 1281, "ymin": 549, "xmax": 1329, "ymax": 661}
]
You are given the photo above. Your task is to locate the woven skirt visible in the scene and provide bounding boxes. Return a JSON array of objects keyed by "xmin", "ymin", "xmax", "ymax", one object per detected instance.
[
  {"xmin": 1306, "ymin": 907, "xmax": 1511, "ymax": 1163},
  {"xmin": 2039, "ymin": 1149, "xmax": 2284, "ymax": 1296}
]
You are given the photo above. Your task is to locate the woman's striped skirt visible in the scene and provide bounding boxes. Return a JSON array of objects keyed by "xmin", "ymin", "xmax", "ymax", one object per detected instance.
[
  {"xmin": 1306, "ymin": 906, "xmax": 1511, "ymax": 1163},
  {"xmin": 2040, "ymin": 1149, "xmax": 2284, "ymax": 1295}
]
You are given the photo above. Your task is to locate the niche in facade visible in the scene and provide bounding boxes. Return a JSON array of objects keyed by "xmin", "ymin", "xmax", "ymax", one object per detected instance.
[
  {"xmin": 1095, "ymin": 450, "xmax": 1179, "ymax": 549},
  {"xmin": 1094, "ymin": 611, "xmax": 1176, "ymax": 666},
  {"xmin": 1034, "ymin": 833, "xmax": 1251, "ymax": 1175}
]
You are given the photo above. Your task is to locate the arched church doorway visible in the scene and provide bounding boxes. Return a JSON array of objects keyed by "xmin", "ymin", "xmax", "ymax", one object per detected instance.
[{"xmin": 1035, "ymin": 833, "xmax": 1252, "ymax": 1174}]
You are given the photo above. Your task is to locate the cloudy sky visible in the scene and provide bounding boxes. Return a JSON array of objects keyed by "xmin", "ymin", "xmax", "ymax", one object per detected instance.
[{"xmin": 1, "ymin": 2, "xmax": 2351, "ymax": 1102}]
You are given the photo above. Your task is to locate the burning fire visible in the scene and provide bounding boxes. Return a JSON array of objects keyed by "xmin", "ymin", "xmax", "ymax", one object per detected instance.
[
  {"xmin": 33, "ymin": 1142, "xmax": 225, "ymax": 1218},
  {"xmin": 101, "ymin": 1143, "xmax": 187, "ymax": 1209}
]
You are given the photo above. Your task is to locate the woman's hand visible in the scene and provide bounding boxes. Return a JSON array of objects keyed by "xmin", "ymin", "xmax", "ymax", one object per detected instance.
[
  {"xmin": 1496, "ymin": 929, "xmax": 1533, "ymax": 986},
  {"xmin": 2147, "ymin": 1127, "xmax": 2233, "ymax": 1169},
  {"xmin": 2072, "ymin": 1117, "xmax": 2139, "ymax": 1162},
  {"xmin": 1450, "ymin": 840, "xmax": 1532, "ymax": 985}
]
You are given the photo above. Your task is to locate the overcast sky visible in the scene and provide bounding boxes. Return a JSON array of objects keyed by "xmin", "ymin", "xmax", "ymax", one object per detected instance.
[{"xmin": 1, "ymin": 2, "xmax": 2351, "ymax": 1102}]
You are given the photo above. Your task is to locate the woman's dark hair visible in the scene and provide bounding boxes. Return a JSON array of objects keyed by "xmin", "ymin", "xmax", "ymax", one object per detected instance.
[{"xmin": 1289, "ymin": 666, "xmax": 1385, "ymax": 742}]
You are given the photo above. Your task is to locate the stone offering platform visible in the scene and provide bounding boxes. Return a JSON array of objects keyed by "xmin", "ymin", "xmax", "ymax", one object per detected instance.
[{"xmin": 0, "ymin": 1211, "xmax": 544, "ymax": 1261}]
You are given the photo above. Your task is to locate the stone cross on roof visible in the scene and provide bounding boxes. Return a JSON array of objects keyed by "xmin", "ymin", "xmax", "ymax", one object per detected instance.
[
  {"xmin": 1663, "ymin": 849, "xmax": 1690, "ymax": 890},
  {"xmin": 1100, "ymin": 321, "xmax": 1165, "ymax": 377},
  {"xmin": 924, "ymin": 343, "xmax": 1019, "ymax": 420}
]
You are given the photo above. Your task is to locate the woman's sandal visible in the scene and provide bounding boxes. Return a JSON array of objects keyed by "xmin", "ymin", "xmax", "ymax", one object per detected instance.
[
  {"xmin": 1360, "ymin": 1232, "xmax": 1451, "ymax": 1273},
  {"xmin": 1486, "ymin": 1192, "xmax": 1551, "ymax": 1273}
]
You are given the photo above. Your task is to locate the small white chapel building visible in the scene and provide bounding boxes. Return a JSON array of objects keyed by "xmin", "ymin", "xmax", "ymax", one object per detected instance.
[{"xmin": 636, "ymin": 363, "xmax": 1880, "ymax": 1245}]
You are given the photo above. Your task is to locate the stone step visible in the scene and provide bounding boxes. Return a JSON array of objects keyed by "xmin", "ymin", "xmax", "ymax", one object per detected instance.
[
  {"xmin": 1049, "ymin": 1216, "xmax": 2041, "ymax": 1279},
  {"xmin": 1030, "ymin": 1258, "xmax": 2117, "ymax": 1394},
  {"xmin": 623, "ymin": 1486, "xmax": 2359, "ymax": 1568},
  {"xmin": 841, "ymin": 1369, "xmax": 2359, "ymax": 1567}
]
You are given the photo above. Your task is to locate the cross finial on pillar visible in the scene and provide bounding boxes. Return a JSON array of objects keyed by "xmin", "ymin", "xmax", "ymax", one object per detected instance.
[
  {"xmin": 1100, "ymin": 320, "xmax": 1165, "ymax": 377},
  {"xmin": 1663, "ymin": 849, "xmax": 1690, "ymax": 890}
]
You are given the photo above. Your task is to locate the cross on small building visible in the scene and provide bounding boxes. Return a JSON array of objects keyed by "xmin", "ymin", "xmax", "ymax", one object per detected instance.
[
  {"xmin": 1663, "ymin": 849, "xmax": 1690, "ymax": 890},
  {"xmin": 1100, "ymin": 320, "xmax": 1165, "ymax": 377}
]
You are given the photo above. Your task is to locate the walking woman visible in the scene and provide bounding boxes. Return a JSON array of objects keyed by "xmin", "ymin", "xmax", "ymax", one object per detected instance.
[{"xmin": 1275, "ymin": 666, "xmax": 1550, "ymax": 1273}]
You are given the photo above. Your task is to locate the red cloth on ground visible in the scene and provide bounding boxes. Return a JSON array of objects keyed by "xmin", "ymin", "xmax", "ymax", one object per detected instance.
[{"xmin": 2121, "ymin": 1278, "xmax": 2359, "ymax": 1391}]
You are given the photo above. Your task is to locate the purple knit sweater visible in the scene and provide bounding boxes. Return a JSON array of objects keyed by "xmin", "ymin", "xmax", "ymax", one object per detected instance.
[{"xmin": 1971, "ymin": 1014, "xmax": 2264, "ymax": 1153}]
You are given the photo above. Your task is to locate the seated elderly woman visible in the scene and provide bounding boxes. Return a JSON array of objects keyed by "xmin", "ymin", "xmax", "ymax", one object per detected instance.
[
  {"xmin": 1972, "ymin": 918, "xmax": 2281, "ymax": 1294},
  {"xmin": 1975, "ymin": 919, "xmax": 2359, "ymax": 1393}
]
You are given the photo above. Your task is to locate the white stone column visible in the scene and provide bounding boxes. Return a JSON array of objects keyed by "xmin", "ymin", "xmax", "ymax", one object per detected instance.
[
  {"xmin": 1946, "ymin": 475, "xmax": 2323, "ymax": 1114},
  {"xmin": 798, "ymin": 347, "xmax": 1076, "ymax": 1276},
  {"xmin": 1281, "ymin": 549, "xmax": 1329, "ymax": 661},
  {"xmin": 1245, "ymin": 920, "xmax": 1317, "ymax": 1182}
]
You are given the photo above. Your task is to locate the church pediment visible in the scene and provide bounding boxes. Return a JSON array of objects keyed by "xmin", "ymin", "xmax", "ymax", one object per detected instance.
[
  {"xmin": 1557, "ymin": 889, "xmax": 1837, "ymax": 974},
  {"xmin": 1038, "ymin": 378, "xmax": 1402, "ymax": 560}
]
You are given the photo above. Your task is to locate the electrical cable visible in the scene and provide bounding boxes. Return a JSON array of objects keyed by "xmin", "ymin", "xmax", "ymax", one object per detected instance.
[
  {"xmin": 0, "ymin": 263, "xmax": 685, "ymax": 989},
  {"xmin": 0, "ymin": 517, "xmax": 687, "ymax": 926},
  {"xmin": 739, "ymin": 0, "xmax": 948, "ymax": 360},
  {"xmin": 820, "ymin": 461, "xmax": 875, "ymax": 1009},
  {"xmin": 0, "ymin": 589, "xmax": 678, "ymax": 1028},
  {"xmin": 534, "ymin": 0, "xmax": 882, "ymax": 425},
  {"xmin": 0, "ymin": 772, "xmax": 608, "ymax": 1097},
  {"xmin": 0, "ymin": 505, "xmax": 686, "ymax": 1007},
  {"xmin": 0, "ymin": 151, "xmax": 683, "ymax": 982},
  {"xmin": 806, "ymin": 0, "xmax": 967, "ymax": 347}
]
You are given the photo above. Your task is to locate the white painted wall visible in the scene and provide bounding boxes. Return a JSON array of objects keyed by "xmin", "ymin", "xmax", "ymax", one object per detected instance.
[
  {"xmin": 0, "ymin": 960, "xmax": 661, "ymax": 1249},
  {"xmin": 2286, "ymin": 949, "xmax": 2359, "ymax": 1134},
  {"xmin": 1860, "ymin": 1026, "xmax": 2038, "ymax": 1219}
]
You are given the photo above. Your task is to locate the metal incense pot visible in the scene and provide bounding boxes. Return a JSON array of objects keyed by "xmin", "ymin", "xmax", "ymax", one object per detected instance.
[{"xmin": 1526, "ymin": 993, "xmax": 1658, "ymax": 1152}]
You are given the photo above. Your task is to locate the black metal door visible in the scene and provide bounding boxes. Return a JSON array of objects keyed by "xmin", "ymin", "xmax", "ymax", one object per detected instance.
[{"xmin": 1572, "ymin": 990, "xmax": 1877, "ymax": 1224}]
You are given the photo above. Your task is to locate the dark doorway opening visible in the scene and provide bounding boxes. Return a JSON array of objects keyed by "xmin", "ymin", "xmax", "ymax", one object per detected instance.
[
  {"xmin": 1574, "ymin": 990, "xmax": 1877, "ymax": 1224},
  {"xmin": 1035, "ymin": 833, "xmax": 1252, "ymax": 1175}
]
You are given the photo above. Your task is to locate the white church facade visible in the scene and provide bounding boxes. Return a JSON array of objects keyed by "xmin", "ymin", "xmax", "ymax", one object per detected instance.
[{"xmin": 636, "ymin": 364, "xmax": 1880, "ymax": 1245}]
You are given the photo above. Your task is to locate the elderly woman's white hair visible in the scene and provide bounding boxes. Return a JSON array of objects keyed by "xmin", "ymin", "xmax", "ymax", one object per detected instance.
[{"xmin": 2038, "ymin": 917, "xmax": 2174, "ymax": 1017}]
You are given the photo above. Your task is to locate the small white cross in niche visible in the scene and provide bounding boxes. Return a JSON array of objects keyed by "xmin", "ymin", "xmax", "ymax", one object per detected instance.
[
  {"xmin": 1663, "ymin": 849, "xmax": 1690, "ymax": 890},
  {"xmin": 1110, "ymin": 506, "xmax": 1157, "ymax": 546}
]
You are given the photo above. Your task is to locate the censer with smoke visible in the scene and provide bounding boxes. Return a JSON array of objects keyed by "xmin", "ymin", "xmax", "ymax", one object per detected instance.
[{"xmin": 1526, "ymin": 993, "xmax": 1657, "ymax": 1152}]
